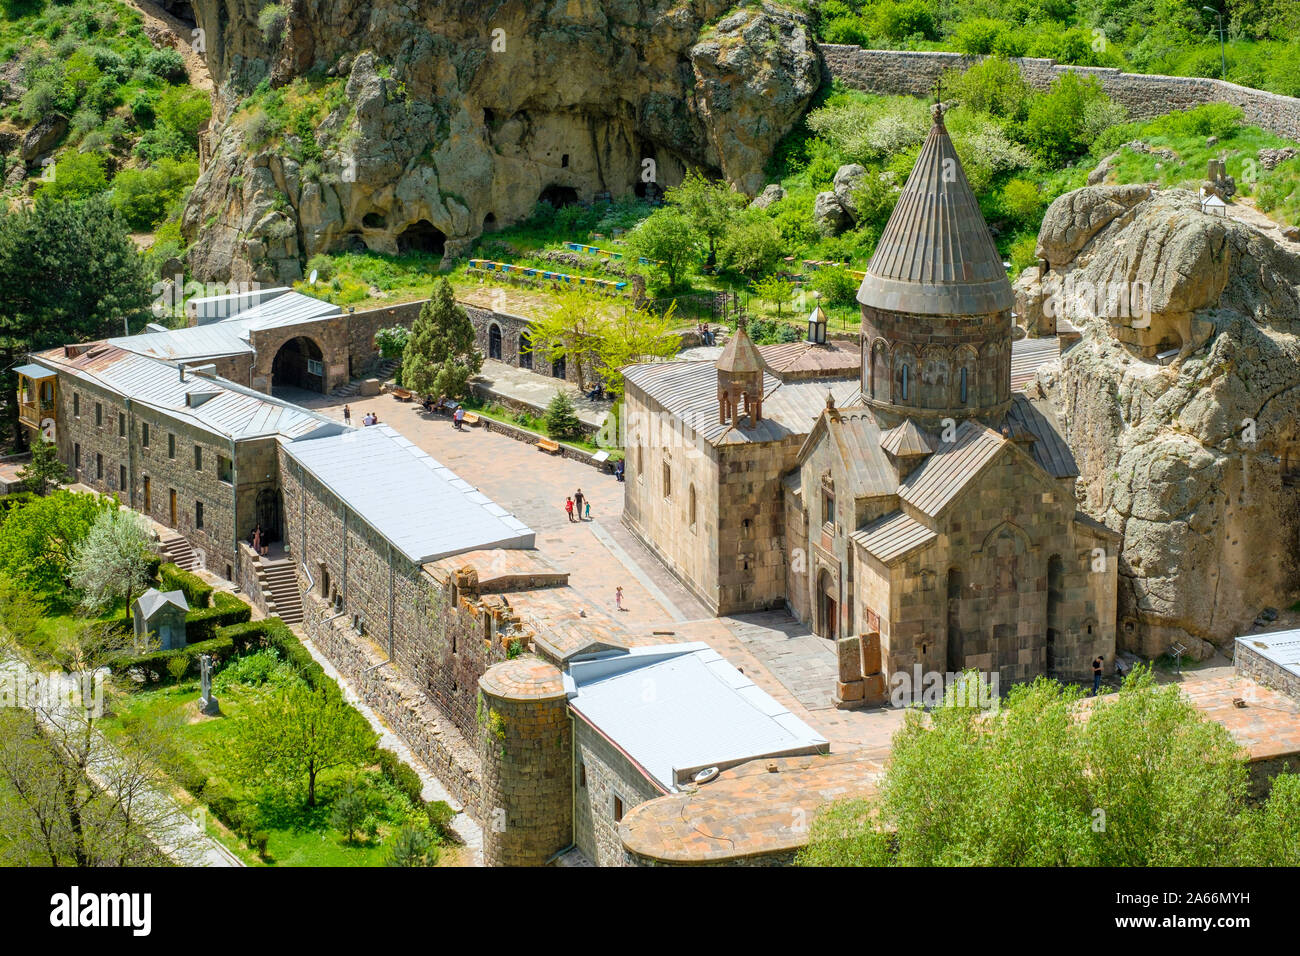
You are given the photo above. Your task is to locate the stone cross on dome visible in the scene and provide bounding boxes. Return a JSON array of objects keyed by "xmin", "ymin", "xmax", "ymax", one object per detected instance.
[{"xmin": 930, "ymin": 77, "xmax": 946, "ymax": 126}]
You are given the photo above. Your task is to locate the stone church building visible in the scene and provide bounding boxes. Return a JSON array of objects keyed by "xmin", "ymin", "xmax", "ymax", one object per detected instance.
[{"xmin": 624, "ymin": 104, "xmax": 1118, "ymax": 701}]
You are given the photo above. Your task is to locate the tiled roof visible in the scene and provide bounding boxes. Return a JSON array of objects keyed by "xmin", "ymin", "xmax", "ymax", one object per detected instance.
[
  {"xmin": 623, "ymin": 360, "xmax": 859, "ymax": 446},
  {"xmin": 899, "ymin": 420, "xmax": 1006, "ymax": 516},
  {"xmin": 857, "ymin": 107, "xmax": 1015, "ymax": 317},
  {"xmin": 851, "ymin": 511, "xmax": 937, "ymax": 564},
  {"xmin": 879, "ymin": 418, "xmax": 937, "ymax": 457}
]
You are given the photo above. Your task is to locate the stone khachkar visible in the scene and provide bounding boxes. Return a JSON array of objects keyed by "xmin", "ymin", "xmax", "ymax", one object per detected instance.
[{"xmin": 198, "ymin": 653, "xmax": 220, "ymax": 716}]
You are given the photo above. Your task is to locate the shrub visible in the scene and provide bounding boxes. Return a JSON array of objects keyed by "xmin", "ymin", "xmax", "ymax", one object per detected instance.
[
  {"xmin": 376, "ymin": 748, "xmax": 423, "ymax": 805},
  {"xmin": 305, "ymin": 253, "xmax": 335, "ymax": 282},
  {"xmin": 810, "ymin": 265, "xmax": 859, "ymax": 306},
  {"xmin": 143, "ymin": 48, "xmax": 186, "ymax": 84},
  {"xmin": 1000, "ymin": 178, "xmax": 1044, "ymax": 224},
  {"xmin": 185, "ymin": 592, "xmax": 252, "ymax": 644},
  {"xmin": 166, "ymin": 653, "xmax": 191, "ymax": 681},
  {"xmin": 384, "ymin": 825, "xmax": 439, "ymax": 866},
  {"xmin": 330, "ymin": 782, "xmax": 373, "ymax": 843},
  {"xmin": 258, "ymin": 3, "xmax": 288, "ymax": 44},
  {"xmin": 946, "ymin": 56, "xmax": 1030, "ymax": 122},
  {"xmin": 160, "ymin": 562, "xmax": 213, "ymax": 608},
  {"xmin": 425, "ymin": 801, "xmax": 457, "ymax": 842}
]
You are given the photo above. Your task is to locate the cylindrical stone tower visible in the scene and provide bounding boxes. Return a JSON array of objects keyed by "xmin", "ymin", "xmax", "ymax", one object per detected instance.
[
  {"xmin": 477, "ymin": 657, "xmax": 572, "ymax": 866},
  {"xmin": 858, "ymin": 103, "xmax": 1016, "ymax": 428}
]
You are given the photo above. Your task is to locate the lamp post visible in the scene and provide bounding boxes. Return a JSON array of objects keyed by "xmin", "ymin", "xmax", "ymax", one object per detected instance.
[
  {"xmin": 806, "ymin": 291, "xmax": 826, "ymax": 345},
  {"xmin": 1202, "ymin": 6, "xmax": 1226, "ymax": 79}
]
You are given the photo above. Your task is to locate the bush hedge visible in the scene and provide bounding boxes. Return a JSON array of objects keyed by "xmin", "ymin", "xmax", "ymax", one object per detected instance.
[
  {"xmin": 184, "ymin": 591, "xmax": 252, "ymax": 643},
  {"xmin": 160, "ymin": 562, "xmax": 213, "ymax": 608},
  {"xmin": 376, "ymin": 747, "xmax": 423, "ymax": 805}
]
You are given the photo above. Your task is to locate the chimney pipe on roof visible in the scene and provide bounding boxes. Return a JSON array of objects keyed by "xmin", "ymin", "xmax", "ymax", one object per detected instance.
[{"xmin": 178, "ymin": 362, "xmax": 186, "ymax": 382}]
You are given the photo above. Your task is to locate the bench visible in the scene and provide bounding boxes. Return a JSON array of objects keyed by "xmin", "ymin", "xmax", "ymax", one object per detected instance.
[
  {"xmin": 536, "ymin": 438, "xmax": 560, "ymax": 454},
  {"xmin": 391, "ymin": 387, "xmax": 413, "ymax": 401},
  {"xmin": 460, "ymin": 412, "xmax": 480, "ymax": 426}
]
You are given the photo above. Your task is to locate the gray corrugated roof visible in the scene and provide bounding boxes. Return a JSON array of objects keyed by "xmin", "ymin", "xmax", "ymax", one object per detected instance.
[
  {"xmin": 281, "ymin": 425, "xmax": 535, "ymax": 564},
  {"xmin": 38, "ymin": 346, "xmax": 338, "ymax": 441},
  {"xmin": 1011, "ymin": 335, "xmax": 1060, "ymax": 390},
  {"xmin": 623, "ymin": 361, "xmax": 859, "ymax": 446},
  {"xmin": 857, "ymin": 107, "xmax": 1015, "ymax": 316},
  {"xmin": 899, "ymin": 420, "xmax": 1006, "ymax": 516},
  {"xmin": 851, "ymin": 510, "xmax": 937, "ymax": 564},
  {"xmin": 1005, "ymin": 394, "xmax": 1078, "ymax": 479},
  {"xmin": 564, "ymin": 643, "xmax": 828, "ymax": 791},
  {"xmin": 13, "ymin": 363, "xmax": 56, "ymax": 379}
]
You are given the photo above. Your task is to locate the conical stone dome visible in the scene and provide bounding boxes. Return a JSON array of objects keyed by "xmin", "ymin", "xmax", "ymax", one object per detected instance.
[{"xmin": 857, "ymin": 104, "xmax": 1014, "ymax": 317}]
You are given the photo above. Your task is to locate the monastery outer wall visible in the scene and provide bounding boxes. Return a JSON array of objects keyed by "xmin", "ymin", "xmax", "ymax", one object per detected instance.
[
  {"xmin": 573, "ymin": 714, "xmax": 662, "ymax": 867},
  {"xmin": 819, "ymin": 46, "xmax": 1300, "ymax": 141},
  {"xmin": 347, "ymin": 300, "xmax": 426, "ymax": 377}
]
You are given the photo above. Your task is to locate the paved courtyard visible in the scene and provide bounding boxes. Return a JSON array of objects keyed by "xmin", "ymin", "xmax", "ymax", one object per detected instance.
[{"xmin": 292, "ymin": 387, "xmax": 905, "ymax": 752}]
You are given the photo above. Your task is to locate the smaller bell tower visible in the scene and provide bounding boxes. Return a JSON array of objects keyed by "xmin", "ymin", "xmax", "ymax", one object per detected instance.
[{"xmin": 716, "ymin": 316, "xmax": 765, "ymax": 426}]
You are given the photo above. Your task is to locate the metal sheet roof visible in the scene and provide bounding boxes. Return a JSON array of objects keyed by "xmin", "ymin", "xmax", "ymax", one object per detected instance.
[
  {"xmin": 1010, "ymin": 335, "xmax": 1061, "ymax": 390},
  {"xmin": 37, "ymin": 345, "xmax": 337, "ymax": 441},
  {"xmin": 851, "ymin": 510, "xmax": 937, "ymax": 564},
  {"xmin": 13, "ymin": 363, "xmax": 56, "ymax": 379},
  {"xmin": 134, "ymin": 588, "xmax": 189, "ymax": 618},
  {"xmin": 858, "ymin": 108, "xmax": 1015, "ymax": 317},
  {"xmin": 1005, "ymin": 394, "xmax": 1078, "ymax": 479},
  {"xmin": 899, "ymin": 420, "xmax": 1006, "ymax": 516},
  {"xmin": 880, "ymin": 418, "xmax": 937, "ymax": 457},
  {"xmin": 564, "ymin": 643, "xmax": 827, "ymax": 791},
  {"xmin": 110, "ymin": 291, "xmax": 341, "ymax": 363},
  {"xmin": 1237, "ymin": 630, "xmax": 1300, "ymax": 679},
  {"xmin": 825, "ymin": 408, "xmax": 898, "ymax": 497},
  {"xmin": 281, "ymin": 425, "xmax": 535, "ymax": 564}
]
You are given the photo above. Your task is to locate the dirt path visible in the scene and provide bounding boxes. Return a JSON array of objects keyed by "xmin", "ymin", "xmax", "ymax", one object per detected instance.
[{"xmin": 126, "ymin": 0, "xmax": 214, "ymax": 93}]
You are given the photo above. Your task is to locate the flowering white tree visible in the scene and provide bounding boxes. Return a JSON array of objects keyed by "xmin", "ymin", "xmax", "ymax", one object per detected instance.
[{"xmin": 70, "ymin": 508, "xmax": 155, "ymax": 621}]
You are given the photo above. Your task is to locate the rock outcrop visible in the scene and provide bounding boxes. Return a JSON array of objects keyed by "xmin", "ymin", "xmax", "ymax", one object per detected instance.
[
  {"xmin": 1023, "ymin": 186, "xmax": 1300, "ymax": 658},
  {"xmin": 184, "ymin": 0, "xmax": 821, "ymax": 282}
]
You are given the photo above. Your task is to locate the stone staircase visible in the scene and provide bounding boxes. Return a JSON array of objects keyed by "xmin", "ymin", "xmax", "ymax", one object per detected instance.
[
  {"xmin": 258, "ymin": 556, "xmax": 304, "ymax": 625},
  {"xmin": 330, "ymin": 359, "xmax": 399, "ymax": 398},
  {"xmin": 158, "ymin": 532, "xmax": 198, "ymax": 571}
]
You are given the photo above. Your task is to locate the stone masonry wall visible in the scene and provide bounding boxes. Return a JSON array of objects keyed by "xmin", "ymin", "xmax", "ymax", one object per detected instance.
[
  {"xmin": 573, "ymin": 716, "xmax": 662, "ymax": 867},
  {"xmin": 819, "ymin": 46, "xmax": 1300, "ymax": 142},
  {"xmin": 1235, "ymin": 640, "xmax": 1300, "ymax": 703}
]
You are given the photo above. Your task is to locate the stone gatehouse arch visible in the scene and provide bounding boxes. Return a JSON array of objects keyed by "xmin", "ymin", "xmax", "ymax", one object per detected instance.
[{"xmin": 271, "ymin": 335, "xmax": 328, "ymax": 392}]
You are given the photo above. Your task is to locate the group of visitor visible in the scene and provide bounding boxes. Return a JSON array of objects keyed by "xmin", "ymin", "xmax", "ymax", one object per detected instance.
[
  {"xmin": 698, "ymin": 322, "xmax": 715, "ymax": 346},
  {"xmin": 341, "ymin": 405, "xmax": 380, "ymax": 426},
  {"xmin": 565, "ymin": 487, "xmax": 591, "ymax": 522}
]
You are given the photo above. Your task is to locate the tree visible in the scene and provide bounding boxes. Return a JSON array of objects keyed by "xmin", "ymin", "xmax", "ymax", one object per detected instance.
[
  {"xmin": 329, "ymin": 781, "xmax": 372, "ymax": 844},
  {"xmin": 543, "ymin": 391, "xmax": 582, "ymax": 442},
  {"xmin": 809, "ymin": 265, "xmax": 860, "ymax": 307},
  {"xmin": 798, "ymin": 669, "xmax": 1264, "ymax": 867},
  {"xmin": 385, "ymin": 824, "xmax": 440, "ymax": 866},
  {"xmin": 69, "ymin": 508, "xmax": 155, "ymax": 622},
  {"xmin": 36, "ymin": 152, "xmax": 108, "ymax": 204},
  {"xmin": 528, "ymin": 286, "xmax": 606, "ymax": 392},
  {"xmin": 401, "ymin": 279, "xmax": 482, "ymax": 400},
  {"xmin": 594, "ymin": 300, "xmax": 680, "ymax": 402},
  {"xmin": 0, "ymin": 491, "xmax": 112, "ymax": 596},
  {"xmin": 18, "ymin": 437, "xmax": 70, "ymax": 496},
  {"xmin": 231, "ymin": 681, "xmax": 375, "ymax": 807},
  {"xmin": 625, "ymin": 208, "xmax": 696, "ymax": 290},
  {"xmin": 717, "ymin": 214, "xmax": 784, "ymax": 279},
  {"xmin": 0, "ymin": 198, "xmax": 152, "ymax": 447},
  {"xmin": 751, "ymin": 275, "xmax": 794, "ymax": 315},
  {"xmin": 664, "ymin": 171, "xmax": 746, "ymax": 265}
]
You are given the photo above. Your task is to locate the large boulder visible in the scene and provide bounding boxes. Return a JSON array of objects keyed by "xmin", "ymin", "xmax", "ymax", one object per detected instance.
[
  {"xmin": 1034, "ymin": 185, "xmax": 1300, "ymax": 657},
  {"xmin": 183, "ymin": 0, "xmax": 820, "ymax": 281},
  {"xmin": 750, "ymin": 183, "xmax": 785, "ymax": 210},
  {"xmin": 19, "ymin": 113, "xmax": 67, "ymax": 161},
  {"xmin": 1036, "ymin": 184, "xmax": 1151, "ymax": 269},
  {"xmin": 831, "ymin": 163, "xmax": 868, "ymax": 219},
  {"xmin": 814, "ymin": 190, "xmax": 853, "ymax": 237}
]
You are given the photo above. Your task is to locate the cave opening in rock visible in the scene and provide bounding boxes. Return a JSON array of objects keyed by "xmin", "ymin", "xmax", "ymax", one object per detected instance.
[
  {"xmin": 333, "ymin": 233, "xmax": 369, "ymax": 253},
  {"xmin": 160, "ymin": 0, "xmax": 197, "ymax": 28},
  {"xmin": 539, "ymin": 185, "xmax": 579, "ymax": 209},
  {"xmin": 483, "ymin": 212, "xmax": 497, "ymax": 232},
  {"xmin": 363, "ymin": 211, "xmax": 387, "ymax": 229},
  {"xmin": 397, "ymin": 220, "xmax": 446, "ymax": 256}
]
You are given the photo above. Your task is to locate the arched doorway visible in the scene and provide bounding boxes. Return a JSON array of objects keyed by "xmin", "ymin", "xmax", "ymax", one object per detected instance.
[
  {"xmin": 272, "ymin": 336, "xmax": 326, "ymax": 392},
  {"xmin": 946, "ymin": 567, "xmax": 964, "ymax": 672},
  {"xmin": 396, "ymin": 219, "xmax": 446, "ymax": 256},
  {"xmin": 256, "ymin": 488, "xmax": 282, "ymax": 543},
  {"xmin": 519, "ymin": 330, "xmax": 532, "ymax": 370},
  {"xmin": 488, "ymin": 324, "xmax": 502, "ymax": 360},
  {"xmin": 818, "ymin": 570, "xmax": 837, "ymax": 641},
  {"xmin": 552, "ymin": 355, "xmax": 566, "ymax": 380}
]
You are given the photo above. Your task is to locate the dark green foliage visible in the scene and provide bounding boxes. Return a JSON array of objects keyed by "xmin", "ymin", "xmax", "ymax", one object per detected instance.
[
  {"xmin": 401, "ymin": 278, "xmax": 483, "ymax": 400},
  {"xmin": 384, "ymin": 825, "xmax": 439, "ymax": 866},
  {"xmin": 425, "ymin": 800, "xmax": 457, "ymax": 842},
  {"xmin": 543, "ymin": 391, "xmax": 582, "ymax": 441},
  {"xmin": 375, "ymin": 748, "xmax": 424, "ymax": 805},
  {"xmin": 159, "ymin": 562, "xmax": 213, "ymax": 608},
  {"xmin": 184, "ymin": 591, "xmax": 252, "ymax": 644}
]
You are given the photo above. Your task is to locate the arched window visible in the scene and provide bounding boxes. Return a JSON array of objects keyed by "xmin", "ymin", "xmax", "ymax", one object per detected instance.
[
  {"xmin": 900, "ymin": 364, "xmax": 910, "ymax": 401},
  {"xmin": 959, "ymin": 366, "xmax": 968, "ymax": 404},
  {"xmin": 688, "ymin": 484, "xmax": 697, "ymax": 530},
  {"xmin": 488, "ymin": 323, "xmax": 502, "ymax": 360}
]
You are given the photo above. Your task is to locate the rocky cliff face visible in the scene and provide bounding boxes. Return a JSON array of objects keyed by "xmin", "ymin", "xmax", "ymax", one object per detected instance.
[
  {"xmin": 183, "ymin": 0, "xmax": 820, "ymax": 282},
  {"xmin": 1020, "ymin": 186, "xmax": 1300, "ymax": 658}
]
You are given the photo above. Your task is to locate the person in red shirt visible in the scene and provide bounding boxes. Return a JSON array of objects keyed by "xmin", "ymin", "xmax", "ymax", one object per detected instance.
[{"xmin": 565, "ymin": 497, "xmax": 575, "ymax": 522}]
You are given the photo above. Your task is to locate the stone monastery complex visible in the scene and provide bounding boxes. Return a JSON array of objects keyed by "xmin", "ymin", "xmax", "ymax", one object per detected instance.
[{"xmin": 14, "ymin": 106, "xmax": 1295, "ymax": 866}]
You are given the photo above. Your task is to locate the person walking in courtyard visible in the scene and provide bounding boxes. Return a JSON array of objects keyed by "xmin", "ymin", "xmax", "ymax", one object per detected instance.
[
  {"xmin": 615, "ymin": 586, "xmax": 626, "ymax": 612},
  {"xmin": 565, "ymin": 496, "xmax": 575, "ymax": 522},
  {"xmin": 1092, "ymin": 655, "xmax": 1104, "ymax": 696},
  {"xmin": 453, "ymin": 406, "xmax": 465, "ymax": 430},
  {"xmin": 584, "ymin": 500, "xmax": 591, "ymax": 521},
  {"xmin": 343, "ymin": 404, "xmax": 351, "ymax": 425},
  {"xmin": 574, "ymin": 488, "xmax": 584, "ymax": 518}
]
